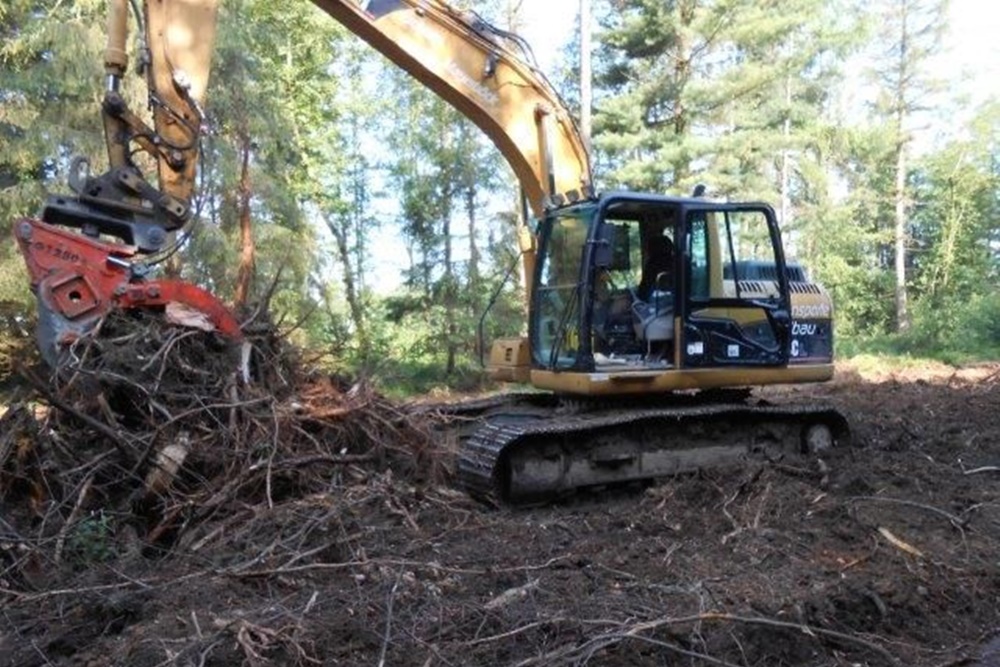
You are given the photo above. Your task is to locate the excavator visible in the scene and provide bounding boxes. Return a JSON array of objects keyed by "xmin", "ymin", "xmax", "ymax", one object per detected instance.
[{"xmin": 13, "ymin": 0, "xmax": 848, "ymax": 504}]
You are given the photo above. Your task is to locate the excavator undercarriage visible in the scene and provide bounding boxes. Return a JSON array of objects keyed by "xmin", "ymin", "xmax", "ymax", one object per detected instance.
[{"xmin": 431, "ymin": 392, "xmax": 849, "ymax": 505}]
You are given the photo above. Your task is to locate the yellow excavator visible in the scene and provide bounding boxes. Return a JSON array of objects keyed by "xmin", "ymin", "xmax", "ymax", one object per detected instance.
[{"xmin": 13, "ymin": 0, "xmax": 848, "ymax": 503}]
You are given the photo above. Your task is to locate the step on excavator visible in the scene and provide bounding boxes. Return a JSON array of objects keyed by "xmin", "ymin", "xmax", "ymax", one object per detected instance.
[{"xmin": 14, "ymin": 0, "xmax": 849, "ymax": 504}]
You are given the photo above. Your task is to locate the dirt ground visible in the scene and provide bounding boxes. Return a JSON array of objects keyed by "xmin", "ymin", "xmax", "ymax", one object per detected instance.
[{"xmin": 1, "ymin": 359, "xmax": 998, "ymax": 667}]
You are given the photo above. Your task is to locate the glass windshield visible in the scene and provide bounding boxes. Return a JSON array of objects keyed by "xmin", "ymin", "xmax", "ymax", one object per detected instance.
[
  {"xmin": 686, "ymin": 207, "xmax": 785, "ymax": 353},
  {"xmin": 719, "ymin": 209, "xmax": 782, "ymax": 300},
  {"xmin": 688, "ymin": 208, "xmax": 782, "ymax": 302},
  {"xmin": 532, "ymin": 209, "xmax": 591, "ymax": 369}
]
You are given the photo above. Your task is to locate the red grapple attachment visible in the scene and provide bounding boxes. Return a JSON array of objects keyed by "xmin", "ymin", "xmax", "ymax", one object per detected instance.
[{"xmin": 14, "ymin": 217, "xmax": 242, "ymax": 365}]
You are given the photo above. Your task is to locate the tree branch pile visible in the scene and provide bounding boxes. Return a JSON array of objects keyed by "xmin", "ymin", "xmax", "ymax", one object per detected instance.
[
  {"xmin": 1, "ymin": 322, "xmax": 997, "ymax": 666},
  {"xmin": 0, "ymin": 309, "xmax": 445, "ymax": 576}
]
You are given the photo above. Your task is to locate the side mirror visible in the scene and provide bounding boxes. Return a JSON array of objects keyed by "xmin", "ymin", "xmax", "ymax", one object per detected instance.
[{"xmin": 594, "ymin": 224, "xmax": 630, "ymax": 271}]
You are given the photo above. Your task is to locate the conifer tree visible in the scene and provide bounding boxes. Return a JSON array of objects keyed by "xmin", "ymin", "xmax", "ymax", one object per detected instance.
[
  {"xmin": 0, "ymin": 1, "xmax": 109, "ymax": 307},
  {"xmin": 593, "ymin": 0, "xmax": 857, "ymax": 204},
  {"xmin": 867, "ymin": 0, "xmax": 948, "ymax": 332}
]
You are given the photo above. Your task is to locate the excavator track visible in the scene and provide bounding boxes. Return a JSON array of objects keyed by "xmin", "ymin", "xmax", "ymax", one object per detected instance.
[{"xmin": 442, "ymin": 394, "xmax": 849, "ymax": 505}]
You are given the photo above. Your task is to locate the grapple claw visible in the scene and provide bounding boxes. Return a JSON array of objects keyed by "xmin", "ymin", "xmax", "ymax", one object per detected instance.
[{"xmin": 14, "ymin": 217, "xmax": 242, "ymax": 365}]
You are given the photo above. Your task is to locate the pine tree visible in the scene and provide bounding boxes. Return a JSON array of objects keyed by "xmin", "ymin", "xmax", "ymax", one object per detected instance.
[
  {"xmin": 592, "ymin": 0, "xmax": 858, "ymax": 206},
  {"xmin": 187, "ymin": 0, "xmax": 335, "ymax": 321},
  {"xmin": 0, "ymin": 1, "xmax": 108, "ymax": 307},
  {"xmin": 867, "ymin": 0, "xmax": 948, "ymax": 332}
]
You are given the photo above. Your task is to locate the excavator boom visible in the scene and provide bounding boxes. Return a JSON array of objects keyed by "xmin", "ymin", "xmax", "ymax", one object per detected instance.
[
  {"xmin": 315, "ymin": 0, "xmax": 592, "ymax": 215},
  {"xmin": 103, "ymin": 0, "xmax": 592, "ymax": 228}
]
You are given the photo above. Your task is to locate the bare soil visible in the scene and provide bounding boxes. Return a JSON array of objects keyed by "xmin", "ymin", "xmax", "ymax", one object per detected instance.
[{"xmin": 1, "ymin": 349, "xmax": 998, "ymax": 666}]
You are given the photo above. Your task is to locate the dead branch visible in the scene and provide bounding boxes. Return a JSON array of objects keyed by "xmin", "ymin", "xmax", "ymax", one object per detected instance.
[
  {"xmin": 877, "ymin": 526, "xmax": 925, "ymax": 558},
  {"xmin": 231, "ymin": 555, "xmax": 572, "ymax": 579},
  {"xmin": 848, "ymin": 495, "xmax": 966, "ymax": 529},
  {"xmin": 22, "ymin": 368, "xmax": 135, "ymax": 463},
  {"xmin": 513, "ymin": 612, "xmax": 900, "ymax": 667},
  {"xmin": 377, "ymin": 570, "xmax": 403, "ymax": 667},
  {"xmin": 463, "ymin": 617, "xmax": 569, "ymax": 647},
  {"xmin": 53, "ymin": 474, "xmax": 94, "ymax": 565},
  {"xmin": 483, "ymin": 578, "xmax": 539, "ymax": 610},
  {"xmin": 962, "ymin": 466, "xmax": 1000, "ymax": 475}
]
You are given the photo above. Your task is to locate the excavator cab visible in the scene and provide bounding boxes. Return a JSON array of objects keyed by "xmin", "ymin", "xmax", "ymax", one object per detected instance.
[
  {"xmin": 521, "ymin": 193, "xmax": 829, "ymax": 395},
  {"xmin": 472, "ymin": 192, "xmax": 844, "ymax": 501}
]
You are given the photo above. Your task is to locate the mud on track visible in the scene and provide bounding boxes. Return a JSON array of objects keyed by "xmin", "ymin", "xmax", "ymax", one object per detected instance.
[{"xmin": 1, "ymin": 357, "xmax": 998, "ymax": 666}]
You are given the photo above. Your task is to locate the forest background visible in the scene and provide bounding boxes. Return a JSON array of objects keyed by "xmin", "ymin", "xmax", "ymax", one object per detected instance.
[{"xmin": 1, "ymin": 0, "xmax": 997, "ymax": 394}]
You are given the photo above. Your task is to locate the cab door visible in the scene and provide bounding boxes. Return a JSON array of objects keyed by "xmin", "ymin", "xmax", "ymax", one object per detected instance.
[{"xmin": 680, "ymin": 205, "xmax": 791, "ymax": 368}]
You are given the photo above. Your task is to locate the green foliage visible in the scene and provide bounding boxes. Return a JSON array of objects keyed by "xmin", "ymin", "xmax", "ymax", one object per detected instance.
[
  {"xmin": 907, "ymin": 293, "xmax": 1000, "ymax": 361},
  {"xmin": 825, "ymin": 260, "xmax": 897, "ymax": 340},
  {"xmin": 320, "ymin": 292, "xmax": 493, "ymax": 397},
  {"xmin": 0, "ymin": 1, "xmax": 108, "ymax": 311},
  {"xmin": 909, "ymin": 104, "xmax": 1000, "ymax": 301},
  {"xmin": 0, "ymin": 299, "xmax": 37, "ymax": 388},
  {"xmin": 379, "ymin": 61, "xmax": 517, "ymax": 378},
  {"xmin": 66, "ymin": 511, "xmax": 116, "ymax": 566},
  {"xmin": 844, "ymin": 292, "xmax": 1000, "ymax": 364},
  {"xmin": 850, "ymin": 101, "xmax": 1000, "ymax": 361},
  {"xmin": 177, "ymin": 0, "xmax": 342, "ymax": 329},
  {"xmin": 593, "ymin": 0, "xmax": 862, "ymax": 200}
]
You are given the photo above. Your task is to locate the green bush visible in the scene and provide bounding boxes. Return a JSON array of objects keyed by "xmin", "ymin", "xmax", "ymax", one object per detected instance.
[
  {"xmin": 841, "ymin": 292, "xmax": 1000, "ymax": 364},
  {"xmin": 66, "ymin": 511, "xmax": 116, "ymax": 565}
]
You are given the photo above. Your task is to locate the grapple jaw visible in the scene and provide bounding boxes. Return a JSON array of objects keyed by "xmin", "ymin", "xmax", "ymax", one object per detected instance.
[{"xmin": 14, "ymin": 217, "xmax": 242, "ymax": 365}]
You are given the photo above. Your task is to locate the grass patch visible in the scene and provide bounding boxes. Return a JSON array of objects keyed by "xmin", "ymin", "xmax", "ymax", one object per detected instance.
[{"xmin": 839, "ymin": 352, "xmax": 956, "ymax": 378}]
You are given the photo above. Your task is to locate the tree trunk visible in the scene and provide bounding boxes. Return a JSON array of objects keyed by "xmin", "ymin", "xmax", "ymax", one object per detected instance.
[
  {"xmin": 780, "ymin": 74, "xmax": 792, "ymax": 228},
  {"xmin": 893, "ymin": 138, "xmax": 909, "ymax": 332},
  {"xmin": 444, "ymin": 201, "xmax": 457, "ymax": 376},
  {"xmin": 234, "ymin": 134, "xmax": 255, "ymax": 309},
  {"xmin": 462, "ymin": 122, "xmax": 481, "ymax": 308},
  {"xmin": 438, "ymin": 123, "xmax": 456, "ymax": 375},
  {"xmin": 466, "ymin": 178, "xmax": 480, "ymax": 299},
  {"xmin": 672, "ymin": 0, "xmax": 696, "ymax": 183},
  {"xmin": 326, "ymin": 215, "xmax": 368, "ymax": 353},
  {"xmin": 579, "ymin": 0, "xmax": 592, "ymax": 156},
  {"xmin": 892, "ymin": 0, "xmax": 910, "ymax": 333}
]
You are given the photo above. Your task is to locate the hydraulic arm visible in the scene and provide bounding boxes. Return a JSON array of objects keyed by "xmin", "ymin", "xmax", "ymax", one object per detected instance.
[
  {"xmin": 16, "ymin": 0, "xmax": 592, "ymax": 362},
  {"xmin": 16, "ymin": 0, "xmax": 230, "ymax": 363},
  {"xmin": 317, "ymin": 0, "xmax": 592, "ymax": 213}
]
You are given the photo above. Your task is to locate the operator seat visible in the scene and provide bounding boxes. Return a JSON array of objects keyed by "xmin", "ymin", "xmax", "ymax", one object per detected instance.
[
  {"xmin": 633, "ymin": 235, "xmax": 675, "ymax": 345},
  {"xmin": 637, "ymin": 235, "xmax": 675, "ymax": 301}
]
